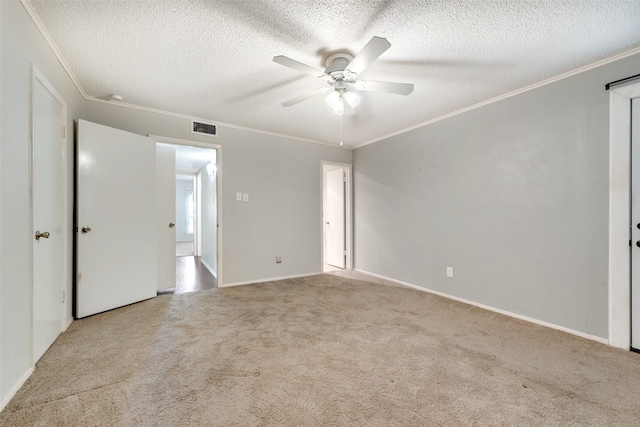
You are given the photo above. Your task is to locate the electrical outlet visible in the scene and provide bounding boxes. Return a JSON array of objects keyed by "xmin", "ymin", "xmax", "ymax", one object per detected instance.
[
  {"xmin": 276, "ymin": 256, "xmax": 282, "ymax": 264},
  {"xmin": 446, "ymin": 267, "xmax": 454, "ymax": 278},
  {"xmin": 243, "ymin": 193, "xmax": 249, "ymax": 203},
  {"xmin": 236, "ymin": 192, "xmax": 242, "ymax": 201}
]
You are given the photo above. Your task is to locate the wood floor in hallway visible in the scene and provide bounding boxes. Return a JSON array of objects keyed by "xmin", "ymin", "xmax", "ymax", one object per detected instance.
[
  {"xmin": 158, "ymin": 244, "xmax": 217, "ymax": 295},
  {"xmin": 175, "ymin": 255, "xmax": 217, "ymax": 294}
]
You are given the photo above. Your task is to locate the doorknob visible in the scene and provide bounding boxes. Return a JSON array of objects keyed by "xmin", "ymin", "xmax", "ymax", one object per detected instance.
[
  {"xmin": 636, "ymin": 241, "xmax": 640, "ymax": 248},
  {"xmin": 81, "ymin": 226, "xmax": 92, "ymax": 233},
  {"xmin": 35, "ymin": 230, "xmax": 50, "ymax": 240},
  {"xmin": 169, "ymin": 222, "xmax": 175, "ymax": 228}
]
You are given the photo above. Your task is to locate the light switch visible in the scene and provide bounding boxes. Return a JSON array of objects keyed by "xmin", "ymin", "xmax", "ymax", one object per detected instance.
[
  {"xmin": 243, "ymin": 193, "xmax": 249, "ymax": 203},
  {"xmin": 236, "ymin": 192, "xmax": 242, "ymax": 201}
]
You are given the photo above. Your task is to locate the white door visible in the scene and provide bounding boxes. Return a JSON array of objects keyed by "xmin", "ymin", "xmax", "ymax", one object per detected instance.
[
  {"xmin": 326, "ymin": 168, "xmax": 345, "ymax": 268},
  {"xmin": 76, "ymin": 120, "xmax": 157, "ymax": 318},
  {"xmin": 156, "ymin": 145, "xmax": 176, "ymax": 292},
  {"xmin": 32, "ymin": 70, "xmax": 66, "ymax": 362},
  {"xmin": 632, "ymin": 97, "xmax": 640, "ymax": 350}
]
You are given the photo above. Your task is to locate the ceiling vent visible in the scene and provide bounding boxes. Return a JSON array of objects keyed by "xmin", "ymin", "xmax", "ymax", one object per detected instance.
[{"xmin": 191, "ymin": 120, "xmax": 217, "ymax": 137}]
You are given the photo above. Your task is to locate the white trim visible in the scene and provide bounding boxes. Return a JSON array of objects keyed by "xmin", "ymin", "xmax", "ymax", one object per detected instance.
[
  {"xmin": 22, "ymin": 0, "xmax": 349, "ymax": 149},
  {"xmin": 609, "ymin": 81, "xmax": 640, "ymax": 349},
  {"xmin": 201, "ymin": 258, "xmax": 217, "ymax": 278},
  {"xmin": 101, "ymin": 97, "xmax": 344, "ymax": 147},
  {"xmin": 222, "ymin": 272, "xmax": 321, "ymax": 288},
  {"xmin": 150, "ymin": 135, "xmax": 223, "ymax": 286},
  {"xmin": 354, "ymin": 47, "xmax": 640, "ymax": 149},
  {"xmin": 0, "ymin": 367, "xmax": 34, "ymax": 412},
  {"xmin": 20, "ymin": 0, "xmax": 87, "ymax": 98},
  {"xmin": 355, "ymin": 269, "xmax": 609, "ymax": 345},
  {"xmin": 22, "ymin": 0, "xmax": 640, "ymax": 151}
]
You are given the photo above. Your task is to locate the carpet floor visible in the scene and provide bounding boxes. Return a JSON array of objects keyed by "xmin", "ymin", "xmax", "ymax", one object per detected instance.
[{"xmin": 2, "ymin": 273, "xmax": 640, "ymax": 426}]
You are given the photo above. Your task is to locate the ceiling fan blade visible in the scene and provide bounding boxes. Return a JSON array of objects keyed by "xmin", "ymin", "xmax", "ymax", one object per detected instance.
[
  {"xmin": 346, "ymin": 36, "xmax": 391, "ymax": 75},
  {"xmin": 282, "ymin": 87, "xmax": 331, "ymax": 107},
  {"xmin": 356, "ymin": 80, "xmax": 414, "ymax": 95},
  {"xmin": 273, "ymin": 55, "xmax": 327, "ymax": 78}
]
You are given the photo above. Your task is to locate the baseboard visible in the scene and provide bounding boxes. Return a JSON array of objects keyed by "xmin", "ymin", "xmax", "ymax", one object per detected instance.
[
  {"xmin": 354, "ymin": 269, "xmax": 609, "ymax": 346},
  {"xmin": 221, "ymin": 272, "xmax": 321, "ymax": 288},
  {"xmin": 1, "ymin": 367, "xmax": 34, "ymax": 412},
  {"xmin": 200, "ymin": 259, "xmax": 217, "ymax": 278}
]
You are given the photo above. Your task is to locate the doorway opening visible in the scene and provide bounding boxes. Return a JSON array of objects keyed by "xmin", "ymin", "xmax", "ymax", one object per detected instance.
[
  {"xmin": 155, "ymin": 137, "xmax": 221, "ymax": 294},
  {"xmin": 322, "ymin": 162, "xmax": 352, "ymax": 272}
]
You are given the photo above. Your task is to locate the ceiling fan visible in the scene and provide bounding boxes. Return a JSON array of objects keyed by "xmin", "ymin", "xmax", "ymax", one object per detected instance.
[{"xmin": 273, "ymin": 36, "xmax": 414, "ymax": 116}]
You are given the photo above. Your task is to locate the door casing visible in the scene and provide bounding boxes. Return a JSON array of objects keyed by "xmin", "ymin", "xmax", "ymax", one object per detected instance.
[{"xmin": 150, "ymin": 135, "xmax": 223, "ymax": 286}]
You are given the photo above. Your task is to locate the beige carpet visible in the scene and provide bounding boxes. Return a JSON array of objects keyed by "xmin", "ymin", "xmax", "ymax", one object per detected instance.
[{"xmin": 2, "ymin": 273, "xmax": 640, "ymax": 426}]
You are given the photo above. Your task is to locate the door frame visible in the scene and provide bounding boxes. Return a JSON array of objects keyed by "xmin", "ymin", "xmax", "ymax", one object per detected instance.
[
  {"xmin": 609, "ymin": 81, "xmax": 640, "ymax": 349},
  {"xmin": 150, "ymin": 135, "xmax": 223, "ymax": 285},
  {"xmin": 29, "ymin": 65, "xmax": 69, "ymax": 363},
  {"xmin": 321, "ymin": 161, "xmax": 352, "ymax": 271}
]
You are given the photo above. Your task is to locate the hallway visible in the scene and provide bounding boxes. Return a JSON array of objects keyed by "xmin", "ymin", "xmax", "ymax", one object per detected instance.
[{"xmin": 158, "ymin": 243, "xmax": 217, "ymax": 295}]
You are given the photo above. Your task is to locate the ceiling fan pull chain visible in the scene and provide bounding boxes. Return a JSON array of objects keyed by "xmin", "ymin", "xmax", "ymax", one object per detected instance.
[{"xmin": 340, "ymin": 114, "xmax": 343, "ymax": 146}]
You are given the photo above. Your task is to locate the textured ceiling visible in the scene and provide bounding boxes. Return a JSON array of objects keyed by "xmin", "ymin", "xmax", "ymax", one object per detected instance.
[{"xmin": 27, "ymin": 0, "xmax": 640, "ymax": 148}]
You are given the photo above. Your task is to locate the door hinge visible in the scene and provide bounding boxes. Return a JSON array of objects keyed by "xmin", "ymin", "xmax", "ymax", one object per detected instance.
[
  {"xmin": 61, "ymin": 290, "xmax": 65, "ymax": 303},
  {"xmin": 344, "ymin": 250, "xmax": 347, "ymax": 256},
  {"xmin": 62, "ymin": 126, "xmax": 66, "ymax": 138}
]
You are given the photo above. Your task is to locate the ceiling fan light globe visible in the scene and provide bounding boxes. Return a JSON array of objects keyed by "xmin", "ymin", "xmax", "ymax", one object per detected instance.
[
  {"xmin": 344, "ymin": 91, "xmax": 361, "ymax": 108},
  {"xmin": 332, "ymin": 99, "xmax": 345, "ymax": 115},
  {"xmin": 325, "ymin": 91, "xmax": 341, "ymax": 109}
]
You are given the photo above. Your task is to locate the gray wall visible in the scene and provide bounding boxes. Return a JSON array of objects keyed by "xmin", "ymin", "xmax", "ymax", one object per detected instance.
[
  {"xmin": 354, "ymin": 52, "xmax": 640, "ymax": 339},
  {"xmin": 1, "ymin": 1, "xmax": 85, "ymax": 406},
  {"xmin": 199, "ymin": 164, "xmax": 217, "ymax": 275},
  {"xmin": 175, "ymin": 177, "xmax": 193, "ymax": 242},
  {"xmin": 83, "ymin": 101, "xmax": 353, "ymax": 285}
]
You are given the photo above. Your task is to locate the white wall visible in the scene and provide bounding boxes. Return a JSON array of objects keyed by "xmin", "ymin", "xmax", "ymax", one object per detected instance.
[
  {"xmin": 354, "ymin": 52, "xmax": 640, "ymax": 340},
  {"xmin": 199, "ymin": 164, "xmax": 217, "ymax": 275},
  {"xmin": 175, "ymin": 177, "xmax": 193, "ymax": 242},
  {"xmin": 0, "ymin": 1, "xmax": 84, "ymax": 408}
]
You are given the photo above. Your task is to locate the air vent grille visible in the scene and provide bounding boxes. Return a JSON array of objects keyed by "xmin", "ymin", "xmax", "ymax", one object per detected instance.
[{"xmin": 191, "ymin": 120, "xmax": 217, "ymax": 137}]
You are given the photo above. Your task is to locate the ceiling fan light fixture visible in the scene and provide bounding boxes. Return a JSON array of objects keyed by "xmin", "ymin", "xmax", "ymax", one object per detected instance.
[
  {"xmin": 325, "ymin": 91, "xmax": 340, "ymax": 109},
  {"xmin": 344, "ymin": 91, "xmax": 361, "ymax": 108}
]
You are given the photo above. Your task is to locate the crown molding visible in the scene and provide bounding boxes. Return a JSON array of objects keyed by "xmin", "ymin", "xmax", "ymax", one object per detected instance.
[
  {"xmin": 21, "ymin": 0, "xmax": 351, "ymax": 150},
  {"xmin": 354, "ymin": 46, "xmax": 640, "ymax": 149}
]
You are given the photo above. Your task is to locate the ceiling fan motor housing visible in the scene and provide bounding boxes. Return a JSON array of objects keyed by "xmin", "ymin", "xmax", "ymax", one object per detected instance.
[{"xmin": 325, "ymin": 53, "xmax": 354, "ymax": 79}]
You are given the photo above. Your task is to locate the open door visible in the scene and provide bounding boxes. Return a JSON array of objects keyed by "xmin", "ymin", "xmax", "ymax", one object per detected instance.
[
  {"xmin": 76, "ymin": 120, "xmax": 157, "ymax": 318},
  {"xmin": 156, "ymin": 145, "xmax": 176, "ymax": 292},
  {"xmin": 325, "ymin": 167, "xmax": 346, "ymax": 269}
]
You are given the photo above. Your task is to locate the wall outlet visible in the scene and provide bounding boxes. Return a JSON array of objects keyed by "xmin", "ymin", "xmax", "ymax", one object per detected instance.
[
  {"xmin": 446, "ymin": 267, "xmax": 454, "ymax": 278},
  {"xmin": 276, "ymin": 256, "xmax": 282, "ymax": 264},
  {"xmin": 236, "ymin": 192, "xmax": 242, "ymax": 201},
  {"xmin": 243, "ymin": 193, "xmax": 249, "ymax": 203}
]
